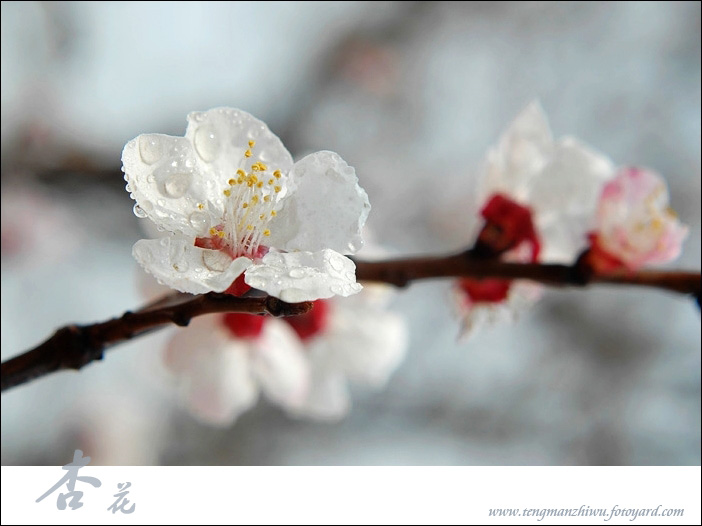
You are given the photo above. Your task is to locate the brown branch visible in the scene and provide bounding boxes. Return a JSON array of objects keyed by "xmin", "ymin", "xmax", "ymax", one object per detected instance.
[
  {"xmin": 1, "ymin": 293, "xmax": 312, "ymax": 392},
  {"xmin": 1, "ymin": 249, "xmax": 699, "ymax": 393},
  {"xmin": 353, "ymin": 249, "xmax": 701, "ymax": 297}
]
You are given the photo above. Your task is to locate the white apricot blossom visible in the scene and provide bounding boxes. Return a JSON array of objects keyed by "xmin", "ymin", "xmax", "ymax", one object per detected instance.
[
  {"xmin": 286, "ymin": 286, "xmax": 408, "ymax": 421},
  {"xmin": 122, "ymin": 107, "xmax": 370, "ymax": 302},
  {"xmin": 456, "ymin": 101, "xmax": 617, "ymax": 335},
  {"xmin": 164, "ymin": 313, "xmax": 309, "ymax": 427}
]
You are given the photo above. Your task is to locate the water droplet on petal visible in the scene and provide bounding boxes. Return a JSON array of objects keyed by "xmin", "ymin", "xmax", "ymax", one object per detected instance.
[
  {"xmin": 346, "ymin": 237, "xmax": 363, "ymax": 253},
  {"xmin": 157, "ymin": 199, "xmax": 165, "ymax": 207},
  {"xmin": 328, "ymin": 253, "xmax": 345, "ymax": 272},
  {"xmin": 133, "ymin": 204, "xmax": 148, "ymax": 218},
  {"xmin": 288, "ymin": 268, "xmax": 306, "ymax": 279},
  {"xmin": 163, "ymin": 172, "xmax": 191, "ymax": 198},
  {"xmin": 202, "ymin": 250, "xmax": 231, "ymax": 272},
  {"xmin": 139, "ymin": 136, "xmax": 163, "ymax": 164},
  {"xmin": 141, "ymin": 200, "xmax": 154, "ymax": 212},
  {"xmin": 173, "ymin": 261, "xmax": 189, "ymax": 273},
  {"xmin": 147, "ymin": 174, "xmax": 155, "ymax": 183},
  {"xmin": 188, "ymin": 211, "xmax": 209, "ymax": 234},
  {"xmin": 159, "ymin": 238, "xmax": 169, "ymax": 247},
  {"xmin": 194, "ymin": 125, "xmax": 220, "ymax": 162},
  {"xmin": 330, "ymin": 283, "xmax": 345, "ymax": 295}
]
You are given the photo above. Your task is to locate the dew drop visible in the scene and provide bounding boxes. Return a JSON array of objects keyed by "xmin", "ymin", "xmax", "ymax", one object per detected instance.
[
  {"xmin": 139, "ymin": 135, "xmax": 163, "ymax": 164},
  {"xmin": 288, "ymin": 268, "xmax": 306, "ymax": 279},
  {"xmin": 141, "ymin": 200, "xmax": 154, "ymax": 212},
  {"xmin": 133, "ymin": 204, "xmax": 148, "ymax": 218},
  {"xmin": 195, "ymin": 125, "xmax": 220, "ymax": 162},
  {"xmin": 328, "ymin": 253, "xmax": 346, "ymax": 271},
  {"xmin": 173, "ymin": 261, "xmax": 189, "ymax": 273},
  {"xmin": 188, "ymin": 211, "xmax": 209, "ymax": 234},
  {"xmin": 347, "ymin": 237, "xmax": 363, "ymax": 253},
  {"xmin": 202, "ymin": 250, "xmax": 231, "ymax": 272},
  {"xmin": 157, "ymin": 199, "xmax": 166, "ymax": 207},
  {"xmin": 163, "ymin": 172, "xmax": 191, "ymax": 198},
  {"xmin": 330, "ymin": 283, "xmax": 345, "ymax": 295},
  {"xmin": 147, "ymin": 174, "xmax": 155, "ymax": 183}
]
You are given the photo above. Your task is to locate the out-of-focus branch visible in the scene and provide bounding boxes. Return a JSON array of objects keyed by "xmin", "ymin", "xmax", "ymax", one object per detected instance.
[
  {"xmin": 1, "ymin": 249, "xmax": 699, "ymax": 393},
  {"xmin": 353, "ymin": 249, "xmax": 701, "ymax": 297},
  {"xmin": 0, "ymin": 294, "xmax": 312, "ymax": 392}
]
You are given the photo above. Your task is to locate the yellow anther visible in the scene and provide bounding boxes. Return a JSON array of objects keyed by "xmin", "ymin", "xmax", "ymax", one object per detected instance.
[
  {"xmin": 228, "ymin": 178, "xmax": 235, "ymax": 185},
  {"xmin": 237, "ymin": 169, "xmax": 246, "ymax": 177},
  {"xmin": 248, "ymin": 140, "xmax": 256, "ymax": 148},
  {"xmin": 246, "ymin": 224, "xmax": 254, "ymax": 231},
  {"xmin": 259, "ymin": 214, "xmax": 265, "ymax": 220},
  {"xmin": 251, "ymin": 195, "xmax": 259, "ymax": 203},
  {"xmin": 209, "ymin": 227, "xmax": 218, "ymax": 236},
  {"xmin": 274, "ymin": 185, "xmax": 281, "ymax": 193},
  {"xmin": 251, "ymin": 161, "xmax": 267, "ymax": 172},
  {"xmin": 263, "ymin": 195, "xmax": 271, "ymax": 202},
  {"xmin": 257, "ymin": 181, "xmax": 263, "ymax": 188},
  {"xmin": 268, "ymin": 179, "xmax": 274, "ymax": 185},
  {"xmin": 223, "ymin": 189, "xmax": 231, "ymax": 197},
  {"xmin": 217, "ymin": 231, "xmax": 225, "ymax": 238},
  {"xmin": 197, "ymin": 203, "xmax": 204, "ymax": 210},
  {"xmin": 245, "ymin": 149, "xmax": 252, "ymax": 158},
  {"xmin": 263, "ymin": 229, "xmax": 271, "ymax": 237},
  {"xmin": 270, "ymin": 210, "xmax": 277, "ymax": 217},
  {"xmin": 273, "ymin": 170, "xmax": 281, "ymax": 179},
  {"xmin": 242, "ymin": 203, "xmax": 249, "ymax": 209}
]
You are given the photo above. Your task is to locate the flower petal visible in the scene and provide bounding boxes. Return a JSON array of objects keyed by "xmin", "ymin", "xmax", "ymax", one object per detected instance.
[
  {"xmin": 164, "ymin": 316, "xmax": 259, "ymax": 427},
  {"xmin": 133, "ymin": 236, "xmax": 251, "ymax": 294},
  {"xmin": 266, "ymin": 151, "xmax": 370, "ymax": 254},
  {"xmin": 288, "ymin": 365, "xmax": 351, "ymax": 422},
  {"xmin": 244, "ymin": 249, "xmax": 362, "ymax": 302},
  {"xmin": 527, "ymin": 138, "xmax": 615, "ymax": 262},
  {"xmin": 325, "ymin": 307, "xmax": 408, "ymax": 387},
  {"xmin": 480, "ymin": 100, "xmax": 554, "ymax": 202},
  {"xmin": 122, "ymin": 108, "xmax": 294, "ymax": 236},
  {"xmin": 251, "ymin": 320, "xmax": 309, "ymax": 410}
]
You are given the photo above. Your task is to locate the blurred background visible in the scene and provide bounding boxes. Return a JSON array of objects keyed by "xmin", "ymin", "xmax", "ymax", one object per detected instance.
[{"xmin": 1, "ymin": 1, "xmax": 700, "ymax": 465}]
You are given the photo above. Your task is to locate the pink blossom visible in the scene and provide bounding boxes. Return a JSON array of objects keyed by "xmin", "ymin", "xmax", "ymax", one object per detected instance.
[{"xmin": 589, "ymin": 167, "xmax": 688, "ymax": 271}]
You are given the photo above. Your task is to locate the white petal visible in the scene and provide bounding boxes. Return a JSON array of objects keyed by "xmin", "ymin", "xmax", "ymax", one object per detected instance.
[
  {"xmin": 133, "ymin": 237, "xmax": 251, "ymax": 294},
  {"xmin": 288, "ymin": 365, "xmax": 351, "ymax": 422},
  {"xmin": 164, "ymin": 316, "xmax": 259, "ymax": 427},
  {"xmin": 479, "ymin": 100, "xmax": 554, "ymax": 202},
  {"xmin": 325, "ymin": 306, "xmax": 408, "ymax": 387},
  {"xmin": 527, "ymin": 137, "xmax": 615, "ymax": 261},
  {"xmin": 266, "ymin": 151, "xmax": 370, "ymax": 254},
  {"xmin": 251, "ymin": 320, "xmax": 309, "ymax": 410},
  {"xmin": 244, "ymin": 249, "xmax": 362, "ymax": 302},
  {"xmin": 122, "ymin": 108, "xmax": 293, "ymax": 236}
]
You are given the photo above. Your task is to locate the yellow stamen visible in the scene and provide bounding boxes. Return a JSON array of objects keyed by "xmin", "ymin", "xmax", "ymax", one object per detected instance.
[
  {"xmin": 209, "ymin": 227, "xmax": 218, "ymax": 236},
  {"xmin": 237, "ymin": 169, "xmax": 246, "ymax": 177},
  {"xmin": 245, "ymin": 149, "xmax": 252, "ymax": 158},
  {"xmin": 197, "ymin": 203, "xmax": 204, "ymax": 210},
  {"xmin": 217, "ymin": 231, "xmax": 225, "ymax": 238},
  {"xmin": 263, "ymin": 196, "xmax": 271, "ymax": 202},
  {"xmin": 263, "ymin": 229, "xmax": 271, "ymax": 237},
  {"xmin": 228, "ymin": 178, "xmax": 235, "ymax": 185},
  {"xmin": 223, "ymin": 189, "xmax": 231, "ymax": 197},
  {"xmin": 242, "ymin": 202, "xmax": 248, "ymax": 208},
  {"xmin": 274, "ymin": 185, "xmax": 281, "ymax": 193},
  {"xmin": 248, "ymin": 140, "xmax": 255, "ymax": 148},
  {"xmin": 273, "ymin": 170, "xmax": 281, "ymax": 179},
  {"xmin": 270, "ymin": 210, "xmax": 277, "ymax": 217},
  {"xmin": 246, "ymin": 224, "xmax": 254, "ymax": 231}
]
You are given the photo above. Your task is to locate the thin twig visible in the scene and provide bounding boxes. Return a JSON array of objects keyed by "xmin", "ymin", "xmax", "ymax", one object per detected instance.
[{"xmin": 1, "ymin": 294, "xmax": 312, "ymax": 392}]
